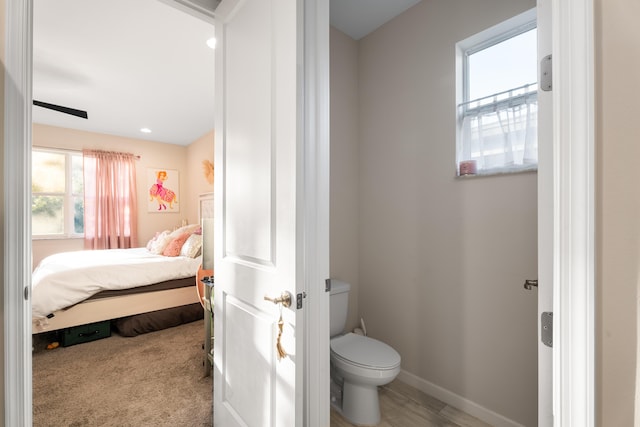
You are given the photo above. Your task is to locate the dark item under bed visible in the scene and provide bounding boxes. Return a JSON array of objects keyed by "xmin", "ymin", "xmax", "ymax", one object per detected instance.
[
  {"xmin": 61, "ymin": 320, "xmax": 111, "ymax": 347},
  {"xmin": 113, "ymin": 303, "xmax": 204, "ymax": 337}
]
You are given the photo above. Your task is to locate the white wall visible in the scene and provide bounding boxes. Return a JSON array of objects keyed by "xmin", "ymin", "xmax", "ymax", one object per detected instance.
[{"xmin": 331, "ymin": 0, "xmax": 538, "ymax": 425}]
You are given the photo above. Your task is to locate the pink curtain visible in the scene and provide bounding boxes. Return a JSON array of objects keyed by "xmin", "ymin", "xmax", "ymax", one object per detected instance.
[{"xmin": 83, "ymin": 150, "xmax": 138, "ymax": 249}]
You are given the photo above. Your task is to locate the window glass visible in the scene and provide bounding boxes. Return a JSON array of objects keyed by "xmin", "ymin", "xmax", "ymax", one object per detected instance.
[
  {"xmin": 74, "ymin": 195, "xmax": 84, "ymax": 234},
  {"xmin": 72, "ymin": 154, "xmax": 84, "ymax": 234},
  {"xmin": 72, "ymin": 154, "xmax": 84, "ymax": 194},
  {"xmin": 456, "ymin": 11, "xmax": 538, "ymax": 176},
  {"xmin": 32, "ymin": 151, "xmax": 65, "ymax": 193},
  {"xmin": 32, "ymin": 195, "xmax": 64, "ymax": 235},
  {"xmin": 32, "ymin": 149, "xmax": 84, "ymax": 237},
  {"xmin": 468, "ymin": 28, "xmax": 537, "ymax": 101}
]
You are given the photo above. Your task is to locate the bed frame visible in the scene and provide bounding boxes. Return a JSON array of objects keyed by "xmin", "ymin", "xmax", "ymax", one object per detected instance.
[{"xmin": 32, "ymin": 284, "xmax": 200, "ymax": 333}]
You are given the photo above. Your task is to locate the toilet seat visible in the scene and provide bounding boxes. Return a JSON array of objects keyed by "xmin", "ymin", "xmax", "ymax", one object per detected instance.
[{"xmin": 331, "ymin": 333, "xmax": 401, "ymax": 370}]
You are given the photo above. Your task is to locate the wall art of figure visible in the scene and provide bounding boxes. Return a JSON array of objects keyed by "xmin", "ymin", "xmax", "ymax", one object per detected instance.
[{"xmin": 148, "ymin": 168, "xmax": 179, "ymax": 212}]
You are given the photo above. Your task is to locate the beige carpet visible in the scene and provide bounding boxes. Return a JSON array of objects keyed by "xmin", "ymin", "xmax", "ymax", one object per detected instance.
[{"xmin": 32, "ymin": 320, "xmax": 213, "ymax": 427}]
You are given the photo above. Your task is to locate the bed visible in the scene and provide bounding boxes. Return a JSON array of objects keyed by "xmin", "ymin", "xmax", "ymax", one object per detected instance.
[{"xmin": 32, "ymin": 226, "xmax": 204, "ymax": 334}]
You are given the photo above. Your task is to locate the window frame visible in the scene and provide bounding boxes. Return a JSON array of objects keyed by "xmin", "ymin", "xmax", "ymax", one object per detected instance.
[
  {"xmin": 32, "ymin": 147, "xmax": 84, "ymax": 239},
  {"xmin": 455, "ymin": 8, "xmax": 538, "ymax": 177}
]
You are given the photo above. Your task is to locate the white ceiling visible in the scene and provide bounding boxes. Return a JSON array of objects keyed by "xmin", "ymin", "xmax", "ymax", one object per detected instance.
[
  {"xmin": 32, "ymin": 0, "xmax": 421, "ymax": 146},
  {"xmin": 330, "ymin": 0, "xmax": 421, "ymax": 40}
]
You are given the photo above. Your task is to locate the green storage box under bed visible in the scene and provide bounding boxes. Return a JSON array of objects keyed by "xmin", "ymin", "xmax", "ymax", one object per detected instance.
[{"xmin": 60, "ymin": 320, "xmax": 111, "ymax": 347}]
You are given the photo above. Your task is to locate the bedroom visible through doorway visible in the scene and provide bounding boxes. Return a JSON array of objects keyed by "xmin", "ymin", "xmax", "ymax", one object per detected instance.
[{"xmin": 30, "ymin": 0, "xmax": 216, "ymax": 424}]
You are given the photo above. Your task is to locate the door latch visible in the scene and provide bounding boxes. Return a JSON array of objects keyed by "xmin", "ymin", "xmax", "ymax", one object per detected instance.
[
  {"xmin": 540, "ymin": 54, "xmax": 552, "ymax": 91},
  {"xmin": 296, "ymin": 292, "xmax": 306, "ymax": 310},
  {"xmin": 524, "ymin": 279, "xmax": 538, "ymax": 290}
]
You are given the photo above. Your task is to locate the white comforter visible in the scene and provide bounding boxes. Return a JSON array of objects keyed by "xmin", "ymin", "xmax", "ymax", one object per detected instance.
[{"xmin": 32, "ymin": 248, "xmax": 201, "ymax": 319}]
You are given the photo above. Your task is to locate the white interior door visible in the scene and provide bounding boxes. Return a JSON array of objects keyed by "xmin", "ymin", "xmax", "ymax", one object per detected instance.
[
  {"xmin": 537, "ymin": 1, "xmax": 553, "ymax": 425},
  {"xmin": 213, "ymin": 0, "xmax": 303, "ymax": 425}
]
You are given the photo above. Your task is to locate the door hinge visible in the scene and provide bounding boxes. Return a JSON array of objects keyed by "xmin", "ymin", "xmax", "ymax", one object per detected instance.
[
  {"xmin": 540, "ymin": 54, "xmax": 552, "ymax": 91},
  {"xmin": 541, "ymin": 312, "xmax": 553, "ymax": 347},
  {"xmin": 325, "ymin": 278, "xmax": 331, "ymax": 292},
  {"xmin": 296, "ymin": 292, "xmax": 306, "ymax": 310}
]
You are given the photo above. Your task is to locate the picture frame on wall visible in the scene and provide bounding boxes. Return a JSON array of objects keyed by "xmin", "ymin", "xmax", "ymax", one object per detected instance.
[{"xmin": 147, "ymin": 168, "xmax": 180, "ymax": 212}]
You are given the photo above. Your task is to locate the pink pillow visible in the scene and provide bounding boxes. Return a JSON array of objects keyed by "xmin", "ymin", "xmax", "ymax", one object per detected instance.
[{"xmin": 162, "ymin": 232, "xmax": 191, "ymax": 257}]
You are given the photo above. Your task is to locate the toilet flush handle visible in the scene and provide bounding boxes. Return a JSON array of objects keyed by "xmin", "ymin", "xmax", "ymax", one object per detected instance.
[{"xmin": 264, "ymin": 291, "xmax": 292, "ymax": 308}]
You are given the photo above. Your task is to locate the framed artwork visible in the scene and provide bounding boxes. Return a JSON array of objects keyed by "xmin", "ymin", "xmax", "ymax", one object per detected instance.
[{"xmin": 147, "ymin": 168, "xmax": 180, "ymax": 212}]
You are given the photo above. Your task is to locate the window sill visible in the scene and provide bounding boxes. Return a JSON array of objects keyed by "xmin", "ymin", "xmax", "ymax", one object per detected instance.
[
  {"xmin": 456, "ymin": 165, "xmax": 537, "ymax": 179},
  {"xmin": 32, "ymin": 235, "xmax": 84, "ymax": 241}
]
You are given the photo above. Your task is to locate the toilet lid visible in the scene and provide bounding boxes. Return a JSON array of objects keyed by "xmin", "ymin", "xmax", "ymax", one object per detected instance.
[{"xmin": 331, "ymin": 333, "xmax": 401, "ymax": 369}]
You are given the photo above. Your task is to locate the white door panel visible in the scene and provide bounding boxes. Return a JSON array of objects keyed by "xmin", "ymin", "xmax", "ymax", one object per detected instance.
[{"xmin": 213, "ymin": 0, "xmax": 301, "ymax": 425}]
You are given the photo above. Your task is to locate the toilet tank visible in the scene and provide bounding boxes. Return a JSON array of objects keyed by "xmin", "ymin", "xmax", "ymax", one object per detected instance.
[{"xmin": 329, "ymin": 280, "xmax": 350, "ymax": 337}]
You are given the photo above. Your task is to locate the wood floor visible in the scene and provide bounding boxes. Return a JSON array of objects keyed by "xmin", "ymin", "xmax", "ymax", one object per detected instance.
[{"xmin": 330, "ymin": 380, "xmax": 493, "ymax": 427}]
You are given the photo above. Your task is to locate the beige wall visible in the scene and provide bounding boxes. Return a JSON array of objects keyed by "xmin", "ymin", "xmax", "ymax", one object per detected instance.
[
  {"xmin": 330, "ymin": 28, "xmax": 360, "ymax": 333},
  {"xmin": 596, "ymin": 0, "xmax": 640, "ymax": 424},
  {"xmin": 31, "ymin": 124, "xmax": 211, "ymax": 266},
  {"xmin": 332, "ymin": 0, "xmax": 538, "ymax": 425},
  {"xmin": 186, "ymin": 130, "xmax": 215, "ymax": 225}
]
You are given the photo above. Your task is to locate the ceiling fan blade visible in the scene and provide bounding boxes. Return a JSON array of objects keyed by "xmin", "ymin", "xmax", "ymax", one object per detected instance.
[{"xmin": 33, "ymin": 100, "xmax": 88, "ymax": 119}]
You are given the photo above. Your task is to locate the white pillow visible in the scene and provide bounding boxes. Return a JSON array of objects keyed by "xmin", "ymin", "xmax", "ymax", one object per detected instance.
[
  {"xmin": 146, "ymin": 230, "xmax": 167, "ymax": 251},
  {"xmin": 149, "ymin": 231, "xmax": 173, "ymax": 255},
  {"xmin": 169, "ymin": 224, "xmax": 200, "ymax": 239},
  {"xmin": 180, "ymin": 234, "xmax": 203, "ymax": 258}
]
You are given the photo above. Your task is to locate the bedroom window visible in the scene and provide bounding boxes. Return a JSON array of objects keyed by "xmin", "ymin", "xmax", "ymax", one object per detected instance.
[
  {"xmin": 456, "ymin": 9, "xmax": 538, "ymax": 176},
  {"xmin": 32, "ymin": 148, "xmax": 84, "ymax": 238}
]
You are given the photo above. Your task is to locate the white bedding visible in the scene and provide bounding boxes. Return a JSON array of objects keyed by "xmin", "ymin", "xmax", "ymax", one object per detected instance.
[{"xmin": 32, "ymin": 248, "xmax": 201, "ymax": 319}]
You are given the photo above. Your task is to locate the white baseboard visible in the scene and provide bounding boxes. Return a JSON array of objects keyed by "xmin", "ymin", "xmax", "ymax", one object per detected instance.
[{"xmin": 396, "ymin": 370, "xmax": 526, "ymax": 427}]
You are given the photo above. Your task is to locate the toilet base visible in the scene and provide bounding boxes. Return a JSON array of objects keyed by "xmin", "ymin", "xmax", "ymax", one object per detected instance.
[{"xmin": 340, "ymin": 380, "xmax": 381, "ymax": 426}]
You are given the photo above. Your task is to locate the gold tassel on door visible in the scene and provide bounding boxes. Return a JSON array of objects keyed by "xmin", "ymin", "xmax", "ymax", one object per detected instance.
[
  {"xmin": 276, "ymin": 313, "xmax": 287, "ymax": 361},
  {"xmin": 263, "ymin": 292, "xmax": 292, "ymax": 361}
]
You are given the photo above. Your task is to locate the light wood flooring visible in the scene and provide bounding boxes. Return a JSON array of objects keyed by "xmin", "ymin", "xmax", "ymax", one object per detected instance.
[{"xmin": 330, "ymin": 380, "xmax": 493, "ymax": 427}]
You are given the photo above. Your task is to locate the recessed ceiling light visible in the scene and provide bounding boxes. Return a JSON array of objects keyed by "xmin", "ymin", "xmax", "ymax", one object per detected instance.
[
  {"xmin": 140, "ymin": 128, "xmax": 152, "ymax": 134},
  {"xmin": 206, "ymin": 37, "xmax": 217, "ymax": 49}
]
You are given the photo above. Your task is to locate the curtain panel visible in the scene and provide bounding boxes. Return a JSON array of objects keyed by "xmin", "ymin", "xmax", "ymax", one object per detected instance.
[
  {"xmin": 458, "ymin": 91, "xmax": 538, "ymax": 175},
  {"xmin": 83, "ymin": 149, "xmax": 138, "ymax": 249}
]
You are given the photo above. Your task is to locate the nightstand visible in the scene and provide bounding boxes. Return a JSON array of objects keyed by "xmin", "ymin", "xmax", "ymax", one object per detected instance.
[{"xmin": 197, "ymin": 267, "xmax": 214, "ymax": 376}]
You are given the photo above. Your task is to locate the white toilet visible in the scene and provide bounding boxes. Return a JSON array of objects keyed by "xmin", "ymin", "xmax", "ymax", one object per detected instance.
[{"xmin": 330, "ymin": 280, "xmax": 401, "ymax": 426}]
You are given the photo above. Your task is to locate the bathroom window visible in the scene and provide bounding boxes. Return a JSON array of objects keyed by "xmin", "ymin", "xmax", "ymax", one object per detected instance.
[{"xmin": 456, "ymin": 9, "xmax": 538, "ymax": 176}]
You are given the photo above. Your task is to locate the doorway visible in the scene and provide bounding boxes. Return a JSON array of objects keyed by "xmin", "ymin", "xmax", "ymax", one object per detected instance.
[
  {"xmin": 28, "ymin": 0, "xmax": 216, "ymax": 423},
  {"xmin": 4, "ymin": 0, "xmax": 594, "ymax": 425}
]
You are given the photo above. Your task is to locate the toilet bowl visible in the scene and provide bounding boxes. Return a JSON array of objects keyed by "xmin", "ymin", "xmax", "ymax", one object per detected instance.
[
  {"xmin": 330, "ymin": 333, "xmax": 401, "ymax": 425},
  {"xmin": 329, "ymin": 280, "xmax": 401, "ymax": 426}
]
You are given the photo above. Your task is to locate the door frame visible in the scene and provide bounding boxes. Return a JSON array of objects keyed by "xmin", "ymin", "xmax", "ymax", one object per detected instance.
[
  {"xmin": 3, "ymin": 0, "xmax": 593, "ymax": 425},
  {"xmin": 551, "ymin": 0, "xmax": 595, "ymax": 424}
]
